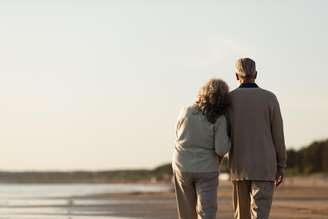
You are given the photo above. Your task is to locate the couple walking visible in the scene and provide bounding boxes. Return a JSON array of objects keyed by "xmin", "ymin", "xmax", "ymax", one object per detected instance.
[{"xmin": 172, "ymin": 58, "xmax": 287, "ymax": 219}]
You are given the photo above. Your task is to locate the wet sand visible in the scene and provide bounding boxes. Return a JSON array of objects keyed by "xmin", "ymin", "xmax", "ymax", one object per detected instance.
[
  {"xmin": 70, "ymin": 180, "xmax": 328, "ymax": 219},
  {"xmin": 2, "ymin": 179, "xmax": 327, "ymax": 219}
]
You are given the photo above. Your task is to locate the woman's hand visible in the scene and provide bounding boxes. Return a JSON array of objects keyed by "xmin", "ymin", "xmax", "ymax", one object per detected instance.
[{"xmin": 218, "ymin": 155, "xmax": 223, "ymax": 164}]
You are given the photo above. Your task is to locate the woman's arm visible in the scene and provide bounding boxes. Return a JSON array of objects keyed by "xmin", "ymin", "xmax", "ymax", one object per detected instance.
[
  {"xmin": 175, "ymin": 107, "xmax": 186, "ymax": 138},
  {"xmin": 214, "ymin": 115, "xmax": 231, "ymax": 157}
]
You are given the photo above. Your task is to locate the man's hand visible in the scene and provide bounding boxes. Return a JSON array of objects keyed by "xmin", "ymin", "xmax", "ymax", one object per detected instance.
[{"xmin": 275, "ymin": 168, "xmax": 284, "ymax": 187}]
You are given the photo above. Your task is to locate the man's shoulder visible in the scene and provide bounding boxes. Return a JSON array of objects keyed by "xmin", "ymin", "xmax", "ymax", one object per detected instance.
[
  {"xmin": 228, "ymin": 88, "xmax": 240, "ymax": 98},
  {"xmin": 229, "ymin": 87, "xmax": 277, "ymax": 99},
  {"xmin": 258, "ymin": 88, "xmax": 277, "ymax": 98}
]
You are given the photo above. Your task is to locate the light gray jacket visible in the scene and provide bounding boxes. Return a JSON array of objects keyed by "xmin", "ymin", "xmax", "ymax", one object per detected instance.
[{"xmin": 172, "ymin": 105, "xmax": 231, "ymax": 172}]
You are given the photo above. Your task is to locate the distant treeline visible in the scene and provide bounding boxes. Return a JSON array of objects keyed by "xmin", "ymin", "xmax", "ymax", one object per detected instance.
[
  {"xmin": 0, "ymin": 139, "xmax": 327, "ymax": 183},
  {"xmin": 286, "ymin": 139, "xmax": 328, "ymax": 175},
  {"xmin": 0, "ymin": 165, "xmax": 172, "ymax": 184},
  {"xmin": 220, "ymin": 139, "xmax": 328, "ymax": 175}
]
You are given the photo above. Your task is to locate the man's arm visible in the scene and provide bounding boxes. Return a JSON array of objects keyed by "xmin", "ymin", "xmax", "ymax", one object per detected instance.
[{"xmin": 271, "ymin": 96, "xmax": 287, "ymax": 186}]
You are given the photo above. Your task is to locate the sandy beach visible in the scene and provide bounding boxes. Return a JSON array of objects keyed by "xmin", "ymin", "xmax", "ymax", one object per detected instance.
[
  {"xmin": 69, "ymin": 179, "xmax": 328, "ymax": 219},
  {"xmin": 1, "ymin": 178, "xmax": 327, "ymax": 219}
]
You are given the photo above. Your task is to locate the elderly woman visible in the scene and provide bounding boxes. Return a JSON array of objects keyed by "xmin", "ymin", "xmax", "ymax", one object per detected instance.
[{"xmin": 172, "ymin": 78, "xmax": 231, "ymax": 219}]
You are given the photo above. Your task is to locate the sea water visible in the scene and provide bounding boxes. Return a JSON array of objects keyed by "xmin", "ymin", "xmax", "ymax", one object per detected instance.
[{"xmin": 0, "ymin": 183, "xmax": 171, "ymax": 219}]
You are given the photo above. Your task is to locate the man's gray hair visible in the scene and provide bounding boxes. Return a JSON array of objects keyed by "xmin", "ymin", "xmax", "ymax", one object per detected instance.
[{"xmin": 235, "ymin": 58, "xmax": 257, "ymax": 78}]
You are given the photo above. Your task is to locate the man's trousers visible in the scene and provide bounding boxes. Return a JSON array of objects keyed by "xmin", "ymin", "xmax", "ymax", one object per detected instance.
[{"xmin": 233, "ymin": 180, "xmax": 274, "ymax": 219}]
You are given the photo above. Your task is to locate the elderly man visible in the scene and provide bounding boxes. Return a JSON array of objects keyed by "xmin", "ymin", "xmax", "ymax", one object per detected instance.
[{"xmin": 228, "ymin": 58, "xmax": 287, "ymax": 219}]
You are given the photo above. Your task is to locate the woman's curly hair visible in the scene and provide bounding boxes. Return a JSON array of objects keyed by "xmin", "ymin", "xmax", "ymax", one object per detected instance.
[{"xmin": 194, "ymin": 78, "xmax": 230, "ymax": 123}]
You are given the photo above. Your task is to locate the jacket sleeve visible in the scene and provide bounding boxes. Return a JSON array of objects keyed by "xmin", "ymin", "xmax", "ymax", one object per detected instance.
[
  {"xmin": 214, "ymin": 116, "xmax": 231, "ymax": 157},
  {"xmin": 271, "ymin": 96, "xmax": 287, "ymax": 169},
  {"xmin": 175, "ymin": 107, "xmax": 186, "ymax": 138}
]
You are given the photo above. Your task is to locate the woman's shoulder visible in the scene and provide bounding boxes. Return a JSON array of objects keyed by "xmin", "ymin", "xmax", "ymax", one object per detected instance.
[
  {"xmin": 177, "ymin": 105, "xmax": 199, "ymax": 120},
  {"xmin": 180, "ymin": 105, "xmax": 199, "ymax": 114},
  {"xmin": 215, "ymin": 114, "xmax": 228, "ymax": 126}
]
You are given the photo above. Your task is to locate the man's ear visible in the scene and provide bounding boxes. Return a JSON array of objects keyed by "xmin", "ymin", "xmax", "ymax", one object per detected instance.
[
  {"xmin": 254, "ymin": 71, "xmax": 257, "ymax": 79},
  {"xmin": 235, "ymin": 73, "xmax": 240, "ymax": 81}
]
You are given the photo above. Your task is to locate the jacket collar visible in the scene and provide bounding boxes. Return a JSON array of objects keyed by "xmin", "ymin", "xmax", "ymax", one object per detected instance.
[{"xmin": 239, "ymin": 83, "xmax": 259, "ymax": 88}]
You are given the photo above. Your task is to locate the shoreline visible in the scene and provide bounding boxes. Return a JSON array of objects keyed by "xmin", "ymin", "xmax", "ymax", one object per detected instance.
[{"xmin": 0, "ymin": 179, "xmax": 327, "ymax": 219}]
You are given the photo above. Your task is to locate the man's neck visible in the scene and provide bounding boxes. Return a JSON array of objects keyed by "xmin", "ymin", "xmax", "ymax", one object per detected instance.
[{"xmin": 240, "ymin": 79, "xmax": 256, "ymax": 84}]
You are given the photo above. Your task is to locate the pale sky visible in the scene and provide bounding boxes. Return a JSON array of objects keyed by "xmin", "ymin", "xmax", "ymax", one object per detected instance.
[{"xmin": 0, "ymin": 0, "xmax": 327, "ymax": 170}]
